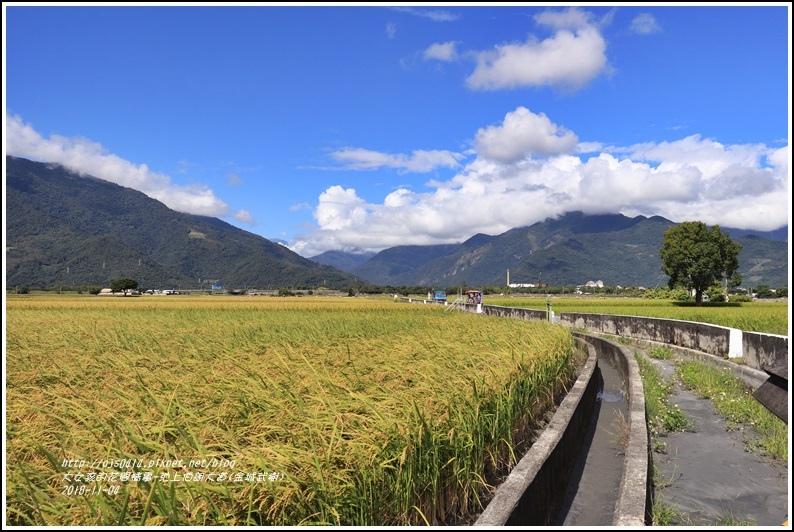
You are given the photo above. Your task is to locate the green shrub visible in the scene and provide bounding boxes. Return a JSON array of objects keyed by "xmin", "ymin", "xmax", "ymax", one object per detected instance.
[{"xmin": 706, "ymin": 284, "xmax": 726, "ymax": 303}]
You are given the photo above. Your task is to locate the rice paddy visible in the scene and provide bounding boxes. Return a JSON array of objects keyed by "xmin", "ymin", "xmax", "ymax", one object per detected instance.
[{"xmin": 6, "ymin": 295, "xmax": 577, "ymax": 526}]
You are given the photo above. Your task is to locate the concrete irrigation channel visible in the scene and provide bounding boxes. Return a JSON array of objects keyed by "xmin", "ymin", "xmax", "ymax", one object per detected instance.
[
  {"xmin": 403, "ymin": 298, "xmax": 789, "ymax": 527},
  {"xmin": 474, "ymin": 332, "xmax": 650, "ymax": 526}
]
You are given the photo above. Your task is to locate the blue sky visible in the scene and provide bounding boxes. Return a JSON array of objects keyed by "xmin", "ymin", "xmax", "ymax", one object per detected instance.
[{"xmin": 4, "ymin": 3, "xmax": 791, "ymax": 257}]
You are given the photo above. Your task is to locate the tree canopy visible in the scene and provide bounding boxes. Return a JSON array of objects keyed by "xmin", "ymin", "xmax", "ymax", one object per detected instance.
[
  {"xmin": 110, "ymin": 278, "xmax": 139, "ymax": 294},
  {"xmin": 659, "ymin": 221, "xmax": 741, "ymax": 306}
]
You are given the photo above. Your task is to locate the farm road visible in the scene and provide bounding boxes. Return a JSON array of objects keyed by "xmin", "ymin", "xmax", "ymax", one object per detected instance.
[{"xmin": 646, "ymin": 354, "xmax": 789, "ymax": 527}]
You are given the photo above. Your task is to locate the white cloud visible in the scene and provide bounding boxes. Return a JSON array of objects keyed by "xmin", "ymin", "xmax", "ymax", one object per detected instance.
[
  {"xmin": 290, "ymin": 109, "xmax": 790, "ymax": 256},
  {"xmin": 383, "ymin": 188, "xmax": 415, "ymax": 208},
  {"xmin": 385, "ymin": 22, "xmax": 396, "ymax": 39},
  {"xmin": 619, "ymin": 135, "xmax": 770, "ymax": 180},
  {"xmin": 391, "ymin": 7, "xmax": 458, "ymax": 22},
  {"xmin": 630, "ymin": 13, "xmax": 662, "ymax": 35},
  {"xmin": 466, "ymin": 7, "xmax": 608, "ymax": 91},
  {"xmin": 330, "ymin": 147, "xmax": 464, "ymax": 173},
  {"xmin": 423, "ymin": 41, "xmax": 458, "ymax": 62},
  {"xmin": 474, "ymin": 107, "xmax": 578, "ymax": 162},
  {"xmin": 233, "ymin": 209, "xmax": 254, "ymax": 224},
  {"xmin": 314, "ymin": 186, "xmax": 370, "ymax": 231},
  {"xmin": 226, "ymin": 173, "xmax": 243, "ymax": 186},
  {"xmin": 6, "ymin": 113, "xmax": 236, "ymax": 219},
  {"xmin": 576, "ymin": 141, "xmax": 604, "ymax": 154},
  {"xmin": 533, "ymin": 6, "xmax": 594, "ymax": 30}
]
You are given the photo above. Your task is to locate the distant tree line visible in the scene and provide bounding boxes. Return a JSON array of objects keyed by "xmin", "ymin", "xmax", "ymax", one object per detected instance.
[{"xmin": 8, "ymin": 281, "xmax": 788, "ymax": 301}]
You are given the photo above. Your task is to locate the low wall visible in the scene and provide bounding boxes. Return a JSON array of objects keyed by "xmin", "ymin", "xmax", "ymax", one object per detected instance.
[
  {"xmin": 743, "ymin": 331, "xmax": 790, "ymax": 371},
  {"xmin": 558, "ymin": 313, "xmax": 789, "ymax": 372},
  {"xmin": 481, "ymin": 305, "xmax": 549, "ymax": 321},
  {"xmin": 561, "ymin": 313, "xmax": 732, "ymax": 358}
]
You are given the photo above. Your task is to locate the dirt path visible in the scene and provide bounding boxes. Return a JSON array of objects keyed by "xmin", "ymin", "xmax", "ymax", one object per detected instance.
[{"xmin": 644, "ymin": 352, "xmax": 789, "ymax": 526}]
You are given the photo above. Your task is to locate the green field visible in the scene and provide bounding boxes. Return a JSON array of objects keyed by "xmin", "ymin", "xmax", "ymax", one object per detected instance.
[
  {"xmin": 485, "ymin": 296, "xmax": 789, "ymax": 335},
  {"xmin": 6, "ymin": 296, "xmax": 577, "ymax": 526}
]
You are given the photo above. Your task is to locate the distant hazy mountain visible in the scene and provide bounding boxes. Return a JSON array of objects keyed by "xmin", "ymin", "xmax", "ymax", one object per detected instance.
[
  {"xmin": 313, "ymin": 212, "xmax": 788, "ymax": 289},
  {"xmin": 310, "ymin": 250, "xmax": 376, "ymax": 272},
  {"xmin": 6, "ymin": 156, "xmax": 360, "ymax": 290},
  {"xmin": 349, "ymin": 244, "xmax": 460, "ymax": 286},
  {"xmin": 724, "ymin": 227, "xmax": 788, "ymax": 242}
]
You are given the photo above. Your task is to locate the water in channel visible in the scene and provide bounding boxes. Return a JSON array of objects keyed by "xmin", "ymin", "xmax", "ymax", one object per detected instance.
[{"xmin": 553, "ymin": 358, "xmax": 628, "ymax": 526}]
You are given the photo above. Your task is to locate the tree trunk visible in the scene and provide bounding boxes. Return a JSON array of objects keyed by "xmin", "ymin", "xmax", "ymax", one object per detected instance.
[{"xmin": 695, "ymin": 290, "xmax": 703, "ymax": 306}]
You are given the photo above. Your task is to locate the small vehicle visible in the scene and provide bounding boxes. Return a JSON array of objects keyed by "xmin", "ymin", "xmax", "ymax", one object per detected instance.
[
  {"xmin": 432, "ymin": 290, "xmax": 447, "ymax": 302},
  {"xmin": 464, "ymin": 290, "xmax": 483, "ymax": 305}
]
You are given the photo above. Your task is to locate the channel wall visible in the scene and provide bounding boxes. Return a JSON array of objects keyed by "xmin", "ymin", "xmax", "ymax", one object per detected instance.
[{"xmin": 473, "ymin": 333, "xmax": 650, "ymax": 526}]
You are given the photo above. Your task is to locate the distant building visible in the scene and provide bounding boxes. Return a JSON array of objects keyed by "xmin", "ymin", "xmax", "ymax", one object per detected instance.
[
  {"xmin": 584, "ymin": 280, "xmax": 604, "ymax": 288},
  {"xmin": 509, "ymin": 283, "xmax": 535, "ymax": 288}
]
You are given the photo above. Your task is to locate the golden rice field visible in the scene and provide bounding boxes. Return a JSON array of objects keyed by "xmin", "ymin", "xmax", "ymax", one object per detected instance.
[
  {"xmin": 6, "ymin": 295, "xmax": 578, "ymax": 526},
  {"xmin": 486, "ymin": 297, "xmax": 789, "ymax": 335}
]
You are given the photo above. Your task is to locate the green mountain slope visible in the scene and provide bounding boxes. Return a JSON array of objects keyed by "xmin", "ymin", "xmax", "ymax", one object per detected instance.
[
  {"xmin": 5, "ymin": 156, "xmax": 359, "ymax": 290},
  {"xmin": 734, "ymin": 235, "xmax": 789, "ymax": 287}
]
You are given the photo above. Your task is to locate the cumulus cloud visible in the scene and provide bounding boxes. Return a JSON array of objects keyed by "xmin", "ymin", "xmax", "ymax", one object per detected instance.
[
  {"xmin": 314, "ymin": 186, "xmax": 370, "ymax": 231},
  {"xmin": 630, "ymin": 13, "xmax": 662, "ymax": 35},
  {"xmin": 289, "ymin": 109, "xmax": 790, "ymax": 257},
  {"xmin": 423, "ymin": 41, "xmax": 458, "ymax": 61},
  {"xmin": 6, "ymin": 113, "xmax": 239, "ymax": 220},
  {"xmin": 474, "ymin": 107, "xmax": 578, "ymax": 162},
  {"xmin": 465, "ymin": 7, "xmax": 608, "ymax": 91},
  {"xmin": 330, "ymin": 147, "xmax": 464, "ymax": 173}
]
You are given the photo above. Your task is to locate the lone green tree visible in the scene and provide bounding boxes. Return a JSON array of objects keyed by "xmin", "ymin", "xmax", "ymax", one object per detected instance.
[
  {"xmin": 659, "ymin": 221, "xmax": 741, "ymax": 306},
  {"xmin": 110, "ymin": 278, "xmax": 139, "ymax": 294}
]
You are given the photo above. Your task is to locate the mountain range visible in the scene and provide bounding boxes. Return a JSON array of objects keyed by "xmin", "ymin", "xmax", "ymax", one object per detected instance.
[
  {"xmin": 311, "ymin": 213, "xmax": 788, "ymax": 289},
  {"xmin": 6, "ymin": 156, "xmax": 788, "ymax": 291}
]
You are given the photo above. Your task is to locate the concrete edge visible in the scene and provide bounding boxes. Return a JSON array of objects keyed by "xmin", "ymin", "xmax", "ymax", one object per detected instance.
[
  {"xmin": 473, "ymin": 338, "xmax": 598, "ymax": 526},
  {"xmin": 570, "ymin": 332, "xmax": 650, "ymax": 526},
  {"xmin": 631, "ymin": 338, "xmax": 769, "ymax": 389},
  {"xmin": 611, "ymin": 338, "xmax": 651, "ymax": 526}
]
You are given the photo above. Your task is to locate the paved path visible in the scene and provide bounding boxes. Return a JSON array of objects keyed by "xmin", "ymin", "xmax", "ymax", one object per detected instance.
[{"xmin": 647, "ymin": 354, "xmax": 789, "ymax": 526}]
